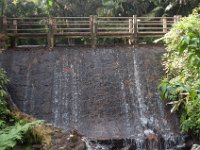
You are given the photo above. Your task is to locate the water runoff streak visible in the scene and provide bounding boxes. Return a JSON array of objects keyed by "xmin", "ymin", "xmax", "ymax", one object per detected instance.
[{"xmin": 0, "ymin": 47, "xmax": 184, "ymax": 150}]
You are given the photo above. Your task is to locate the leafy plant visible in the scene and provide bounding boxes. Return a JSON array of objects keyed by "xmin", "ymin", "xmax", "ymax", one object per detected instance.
[
  {"xmin": 0, "ymin": 68, "xmax": 43, "ymax": 149},
  {"xmin": 0, "ymin": 121, "xmax": 40, "ymax": 150},
  {"xmin": 0, "ymin": 69, "xmax": 10, "ymax": 120},
  {"xmin": 158, "ymin": 9, "xmax": 200, "ymax": 134}
]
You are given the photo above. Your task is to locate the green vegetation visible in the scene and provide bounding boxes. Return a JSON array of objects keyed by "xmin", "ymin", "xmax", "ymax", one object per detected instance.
[
  {"xmin": 0, "ymin": 68, "xmax": 63, "ymax": 149},
  {"xmin": 158, "ymin": 9, "xmax": 200, "ymax": 134},
  {"xmin": 0, "ymin": 68, "xmax": 43, "ymax": 150},
  {"xmin": 0, "ymin": 0, "xmax": 199, "ymax": 17},
  {"xmin": 0, "ymin": 69, "xmax": 10, "ymax": 121}
]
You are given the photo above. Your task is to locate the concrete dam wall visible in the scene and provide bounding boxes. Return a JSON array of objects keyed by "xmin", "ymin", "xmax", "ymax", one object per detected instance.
[{"xmin": 0, "ymin": 46, "xmax": 182, "ymax": 149}]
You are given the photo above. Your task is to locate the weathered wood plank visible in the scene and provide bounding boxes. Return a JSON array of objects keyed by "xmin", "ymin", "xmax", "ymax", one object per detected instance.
[
  {"xmin": 133, "ymin": 15, "xmax": 138, "ymax": 46},
  {"xmin": 4, "ymin": 16, "xmax": 179, "ymax": 47},
  {"xmin": 54, "ymin": 32, "xmax": 91, "ymax": 36}
]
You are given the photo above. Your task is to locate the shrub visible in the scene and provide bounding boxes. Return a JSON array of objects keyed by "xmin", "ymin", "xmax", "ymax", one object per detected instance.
[
  {"xmin": 0, "ymin": 69, "xmax": 10, "ymax": 121},
  {"xmin": 158, "ymin": 10, "xmax": 200, "ymax": 134}
]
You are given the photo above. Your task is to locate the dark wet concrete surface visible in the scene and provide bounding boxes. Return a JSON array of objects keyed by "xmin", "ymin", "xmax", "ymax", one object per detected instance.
[{"xmin": 0, "ymin": 46, "xmax": 182, "ymax": 149}]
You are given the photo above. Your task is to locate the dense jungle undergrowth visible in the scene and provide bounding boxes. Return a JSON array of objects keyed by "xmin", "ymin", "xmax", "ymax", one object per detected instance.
[{"xmin": 158, "ymin": 8, "xmax": 200, "ymax": 138}]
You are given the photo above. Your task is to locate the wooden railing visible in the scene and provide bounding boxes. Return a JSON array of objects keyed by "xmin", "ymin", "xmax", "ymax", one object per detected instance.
[{"xmin": 0, "ymin": 15, "xmax": 182, "ymax": 48}]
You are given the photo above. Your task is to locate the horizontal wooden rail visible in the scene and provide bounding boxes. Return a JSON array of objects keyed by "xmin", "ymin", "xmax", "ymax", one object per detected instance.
[{"xmin": 0, "ymin": 15, "xmax": 182, "ymax": 48}]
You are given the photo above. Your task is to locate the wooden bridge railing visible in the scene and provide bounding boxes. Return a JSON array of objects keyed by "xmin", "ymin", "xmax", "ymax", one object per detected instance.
[{"xmin": 0, "ymin": 15, "xmax": 182, "ymax": 48}]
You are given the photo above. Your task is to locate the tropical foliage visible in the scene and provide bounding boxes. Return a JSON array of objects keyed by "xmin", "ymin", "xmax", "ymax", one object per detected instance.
[
  {"xmin": 0, "ymin": 0, "xmax": 199, "ymax": 17},
  {"xmin": 159, "ymin": 9, "xmax": 200, "ymax": 134},
  {"xmin": 98, "ymin": 0, "xmax": 199, "ymax": 17},
  {"xmin": 0, "ymin": 68, "xmax": 41, "ymax": 150},
  {"xmin": 1, "ymin": 0, "xmax": 51, "ymax": 17},
  {"xmin": 0, "ymin": 69, "xmax": 10, "ymax": 120}
]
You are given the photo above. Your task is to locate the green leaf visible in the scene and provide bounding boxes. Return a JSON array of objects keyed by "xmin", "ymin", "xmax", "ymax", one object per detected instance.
[{"xmin": 159, "ymin": 13, "xmax": 200, "ymax": 134}]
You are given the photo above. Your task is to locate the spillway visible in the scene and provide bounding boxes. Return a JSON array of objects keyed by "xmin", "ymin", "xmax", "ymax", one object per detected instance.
[{"xmin": 0, "ymin": 46, "xmax": 183, "ymax": 149}]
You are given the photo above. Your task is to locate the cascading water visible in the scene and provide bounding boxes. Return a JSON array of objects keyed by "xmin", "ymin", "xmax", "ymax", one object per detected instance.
[
  {"xmin": 0, "ymin": 47, "xmax": 184, "ymax": 150},
  {"xmin": 133, "ymin": 49, "xmax": 146, "ymax": 118},
  {"xmin": 116, "ymin": 52, "xmax": 132, "ymax": 135},
  {"xmin": 23, "ymin": 64, "xmax": 31, "ymax": 112},
  {"xmin": 52, "ymin": 59, "xmax": 63, "ymax": 127}
]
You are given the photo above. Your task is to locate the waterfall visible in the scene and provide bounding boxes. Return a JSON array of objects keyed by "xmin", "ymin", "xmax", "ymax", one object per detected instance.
[
  {"xmin": 133, "ymin": 48, "xmax": 148, "ymax": 126},
  {"xmin": 52, "ymin": 60, "xmax": 62, "ymax": 127},
  {"xmin": 116, "ymin": 53, "xmax": 131, "ymax": 134},
  {"xmin": 61, "ymin": 54, "xmax": 71, "ymax": 129},
  {"xmin": 70, "ymin": 64, "xmax": 79, "ymax": 129},
  {"xmin": 1, "ymin": 47, "xmax": 184, "ymax": 150},
  {"xmin": 23, "ymin": 64, "xmax": 31, "ymax": 113}
]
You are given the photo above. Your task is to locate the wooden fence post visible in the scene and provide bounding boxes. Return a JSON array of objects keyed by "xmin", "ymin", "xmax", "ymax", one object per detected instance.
[
  {"xmin": 3, "ymin": 16, "xmax": 7, "ymax": 35},
  {"xmin": 133, "ymin": 15, "xmax": 138, "ymax": 47},
  {"xmin": 90, "ymin": 15, "xmax": 97, "ymax": 48},
  {"xmin": 174, "ymin": 15, "xmax": 178, "ymax": 23},
  {"xmin": 90, "ymin": 15, "xmax": 93, "ymax": 47},
  {"xmin": 177, "ymin": 15, "xmax": 182, "ymax": 21},
  {"xmin": 48, "ymin": 17, "xmax": 54, "ymax": 49},
  {"xmin": 1, "ymin": 16, "xmax": 7, "ymax": 50},
  {"xmin": 129, "ymin": 18, "xmax": 133, "ymax": 45},
  {"xmin": 94, "ymin": 15, "xmax": 97, "ymax": 48},
  {"xmin": 162, "ymin": 17, "xmax": 167, "ymax": 33},
  {"xmin": 13, "ymin": 19, "xmax": 17, "ymax": 47},
  {"xmin": 174, "ymin": 15, "xmax": 182, "ymax": 24},
  {"xmin": 52, "ymin": 17, "xmax": 56, "ymax": 46}
]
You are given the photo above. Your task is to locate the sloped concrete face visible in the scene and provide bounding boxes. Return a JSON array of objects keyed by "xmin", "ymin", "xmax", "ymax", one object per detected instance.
[{"xmin": 0, "ymin": 46, "xmax": 181, "ymax": 147}]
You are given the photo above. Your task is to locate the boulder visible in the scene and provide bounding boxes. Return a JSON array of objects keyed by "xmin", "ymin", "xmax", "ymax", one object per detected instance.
[
  {"xmin": 191, "ymin": 144, "xmax": 200, "ymax": 150},
  {"xmin": 49, "ymin": 131, "xmax": 86, "ymax": 150},
  {"xmin": 120, "ymin": 144, "xmax": 134, "ymax": 150}
]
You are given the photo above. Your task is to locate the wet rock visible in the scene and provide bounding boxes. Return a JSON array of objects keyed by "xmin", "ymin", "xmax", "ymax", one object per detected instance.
[
  {"xmin": 191, "ymin": 144, "xmax": 200, "ymax": 150},
  {"xmin": 175, "ymin": 144, "xmax": 190, "ymax": 150},
  {"xmin": 173, "ymin": 135, "xmax": 197, "ymax": 150},
  {"xmin": 144, "ymin": 129, "xmax": 159, "ymax": 150},
  {"xmin": 145, "ymin": 134, "xmax": 158, "ymax": 150},
  {"xmin": 88, "ymin": 138, "xmax": 137, "ymax": 150},
  {"xmin": 120, "ymin": 144, "xmax": 134, "ymax": 150},
  {"xmin": 49, "ymin": 131, "xmax": 86, "ymax": 150},
  {"xmin": 180, "ymin": 135, "xmax": 194, "ymax": 150},
  {"xmin": 145, "ymin": 133, "xmax": 158, "ymax": 142}
]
